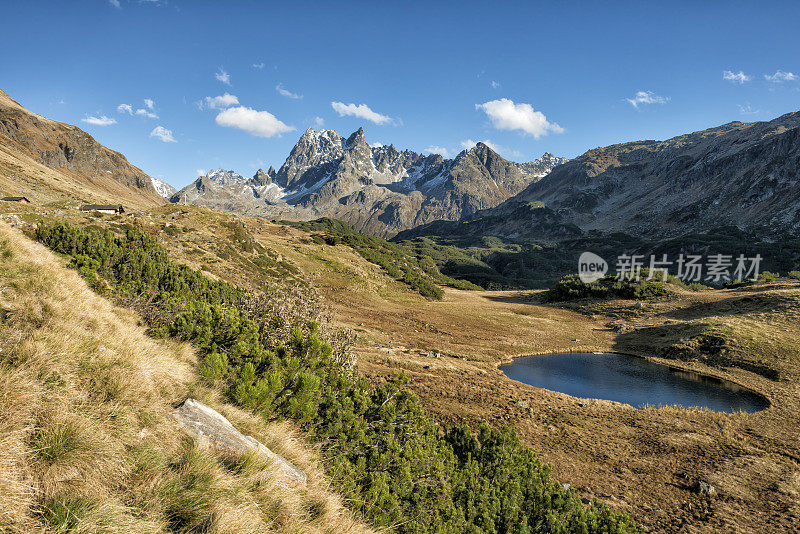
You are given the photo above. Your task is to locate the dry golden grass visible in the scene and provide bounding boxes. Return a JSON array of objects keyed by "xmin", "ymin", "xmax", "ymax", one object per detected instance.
[{"xmin": 0, "ymin": 221, "xmax": 374, "ymax": 534}]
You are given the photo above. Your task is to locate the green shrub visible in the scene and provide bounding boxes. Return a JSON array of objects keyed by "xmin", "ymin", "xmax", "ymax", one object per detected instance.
[
  {"xmin": 545, "ymin": 274, "xmax": 668, "ymax": 302},
  {"xmin": 759, "ymin": 271, "xmax": 779, "ymax": 281}
]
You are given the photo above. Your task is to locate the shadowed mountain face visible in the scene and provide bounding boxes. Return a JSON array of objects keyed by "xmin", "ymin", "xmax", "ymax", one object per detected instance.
[
  {"xmin": 0, "ymin": 88, "xmax": 162, "ymax": 207},
  {"xmin": 402, "ymin": 111, "xmax": 800, "ymax": 242},
  {"xmin": 171, "ymin": 127, "xmax": 567, "ymax": 236}
]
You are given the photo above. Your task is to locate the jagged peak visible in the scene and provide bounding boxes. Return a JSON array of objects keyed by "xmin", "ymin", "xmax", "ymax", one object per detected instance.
[
  {"xmin": 345, "ymin": 127, "xmax": 366, "ymax": 147},
  {"xmin": 298, "ymin": 127, "xmax": 343, "ymax": 145},
  {"xmin": 204, "ymin": 168, "xmax": 249, "ymax": 185},
  {"xmin": 252, "ymin": 168, "xmax": 274, "ymax": 186}
]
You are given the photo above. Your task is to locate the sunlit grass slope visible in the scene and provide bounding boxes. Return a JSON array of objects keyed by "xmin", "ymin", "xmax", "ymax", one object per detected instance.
[{"xmin": 0, "ymin": 221, "xmax": 373, "ymax": 533}]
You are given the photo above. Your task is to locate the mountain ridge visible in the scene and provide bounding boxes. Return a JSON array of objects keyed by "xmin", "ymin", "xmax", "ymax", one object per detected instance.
[
  {"xmin": 401, "ymin": 110, "xmax": 800, "ymax": 241},
  {"xmin": 0, "ymin": 87, "xmax": 162, "ymax": 208},
  {"xmin": 171, "ymin": 128, "xmax": 567, "ymax": 236}
]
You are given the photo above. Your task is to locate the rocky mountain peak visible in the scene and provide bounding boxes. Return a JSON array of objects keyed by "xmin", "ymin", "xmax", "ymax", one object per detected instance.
[
  {"xmin": 252, "ymin": 168, "xmax": 273, "ymax": 186},
  {"xmin": 517, "ymin": 153, "xmax": 570, "ymax": 178},
  {"xmin": 174, "ymin": 125, "xmax": 568, "ymax": 236},
  {"xmin": 346, "ymin": 127, "xmax": 366, "ymax": 148},
  {"xmin": 205, "ymin": 168, "xmax": 249, "ymax": 185},
  {"xmin": 471, "ymin": 142, "xmax": 496, "ymax": 162},
  {"xmin": 150, "ymin": 177, "xmax": 177, "ymax": 199}
]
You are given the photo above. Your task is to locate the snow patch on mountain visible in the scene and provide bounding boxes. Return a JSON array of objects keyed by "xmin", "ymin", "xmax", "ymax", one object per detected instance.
[{"xmin": 150, "ymin": 177, "xmax": 177, "ymax": 199}]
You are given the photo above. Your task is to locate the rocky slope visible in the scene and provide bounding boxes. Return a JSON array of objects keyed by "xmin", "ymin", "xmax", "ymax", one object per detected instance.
[
  {"xmin": 0, "ymin": 87, "xmax": 162, "ymax": 208},
  {"xmin": 405, "ymin": 111, "xmax": 800, "ymax": 241},
  {"xmin": 171, "ymin": 127, "xmax": 567, "ymax": 236}
]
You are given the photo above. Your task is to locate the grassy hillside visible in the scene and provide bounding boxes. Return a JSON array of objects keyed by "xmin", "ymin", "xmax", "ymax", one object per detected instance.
[
  {"xmin": 4, "ymin": 199, "xmax": 799, "ymax": 532},
  {"xmin": 0, "ymin": 221, "xmax": 373, "ymax": 533},
  {"xmin": 285, "ymin": 218, "xmax": 481, "ymax": 299},
  {"xmin": 0, "ymin": 87, "xmax": 163, "ymax": 209},
  {"xmin": 27, "ymin": 219, "xmax": 639, "ymax": 533}
]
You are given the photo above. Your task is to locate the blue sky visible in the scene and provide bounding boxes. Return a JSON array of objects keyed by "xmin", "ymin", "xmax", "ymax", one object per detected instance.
[{"xmin": 3, "ymin": 1, "xmax": 800, "ymax": 188}]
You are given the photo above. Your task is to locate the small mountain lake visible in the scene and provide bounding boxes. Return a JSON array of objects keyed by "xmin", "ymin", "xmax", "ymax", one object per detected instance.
[{"xmin": 500, "ymin": 352, "xmax": 769, "ymax": 413}]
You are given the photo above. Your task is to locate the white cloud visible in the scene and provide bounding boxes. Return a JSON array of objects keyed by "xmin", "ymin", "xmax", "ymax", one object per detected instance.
[
  {"xmin": 118, "ymin": 101, "xmax": 156, "ymax": 118},
  {"xmin": 625, "ymin": 90, "xmax": 669, "ymax": 109},
  {"xmin": 135, "ymin": 108, "xmax": 158, "ymax": 119},
  {"xmin": 475, "ymin": 98, "xmax": 564, "ymax": 138},
  {"xmin": 370, "ymin": 142, "xmax": 383, "ymax": 148},
  {"xmin": 253, "ymin": 62, "xmax": 265, "ymax": 70},
  {"xmin": 738, "ymin": 103, "xmax": 759, "ymax": 115},
  {"xmin": 215, "ymin": 68, "xmax": 231, "ymax": 86},
  {"xmin": 150, "ymin": 125, "xmax": 176, "ymax": 143},
  {"xmin": 423, "ymin": 145, "xmax": 451, "ymax": 158},
  {"xmin": 765, "ymin": 70, "xmax": 798, "ymax": 82},
  {"xmin": 215, "ymin": 106, "xmax": 295, "ymax": 138},
  {"xmin": 196, "ymin": 169, "xmax": 206, "ymax": 176},
  {"xmin": 203, "ymin": 93, "xmax": 239, "ymax": 110},
  {"xmin": 331, "ymin": 101, "xmax": 393, "ymax": 125},
  {"xmin": 82, "ymin": 115, "xmax": 116, "ymax": 126},
  {"xmin": 313, "ymin": 116, "xmax": 325, "ymax": 127},
  {"xmin": 276, "ymin": 83, "xmax": 302, "ymax": 99},
  {"xmin": 460, "ymin": 139, "xmax": 522, "ymax": 159},
  {"xmin": 109, "ymin": 0, "xmax": 120, "ymax": 8},
  {"xmin": 723, "ymin": 70, "xmax": 751, "ymax": 84},
  {"xmin": 490, "ymin": 80, "xmax": 501, "ymax": 89}
]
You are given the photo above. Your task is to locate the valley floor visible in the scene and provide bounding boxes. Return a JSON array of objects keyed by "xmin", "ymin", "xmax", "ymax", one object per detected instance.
[{"xmin": 336, "ymin": 286, "xmax": 800, "ymax": 533}]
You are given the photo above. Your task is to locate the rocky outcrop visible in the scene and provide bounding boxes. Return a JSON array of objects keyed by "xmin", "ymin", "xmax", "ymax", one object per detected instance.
[{"xmin": 172, "ymin": 398, "xmax": 306, "ymax": 484}]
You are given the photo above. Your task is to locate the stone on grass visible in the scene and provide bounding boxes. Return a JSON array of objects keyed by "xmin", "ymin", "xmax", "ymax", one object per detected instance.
[{"xmin": 172, "ymin": 398, "xmax": 306, "ymax": 484}]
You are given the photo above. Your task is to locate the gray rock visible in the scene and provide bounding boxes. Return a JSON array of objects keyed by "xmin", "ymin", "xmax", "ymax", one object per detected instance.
[
  {"xmin": 172, "ymin": 398, "xmax": 306, "ymax": 484},
  {"xmin": 693, "ymin": 480, "xmax": 716, "ymax": 496}
]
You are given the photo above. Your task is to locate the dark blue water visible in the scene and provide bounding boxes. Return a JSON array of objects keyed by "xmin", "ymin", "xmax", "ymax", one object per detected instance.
[{"xmin": 500, "ymin": 352, "xmax": 769, "ymax": 413}]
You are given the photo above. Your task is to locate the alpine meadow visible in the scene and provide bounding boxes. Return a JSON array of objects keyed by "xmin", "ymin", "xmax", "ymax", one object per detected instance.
[{"xmin": 2, "ymin": 2, "xmax": 800, "ymax": 533}]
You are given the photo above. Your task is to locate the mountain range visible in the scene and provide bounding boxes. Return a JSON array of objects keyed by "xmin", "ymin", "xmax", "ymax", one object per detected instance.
[
  {"xmin": 3, "ymin": 85, "xmax": 799, "ymax": 245},
  {"xmin": 399, "ymin": 111, "xmax": 800, "ymax": 242},
  {"xmin": 170, "ymin": 127, "xmax": 568, "ymax": 236}
]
